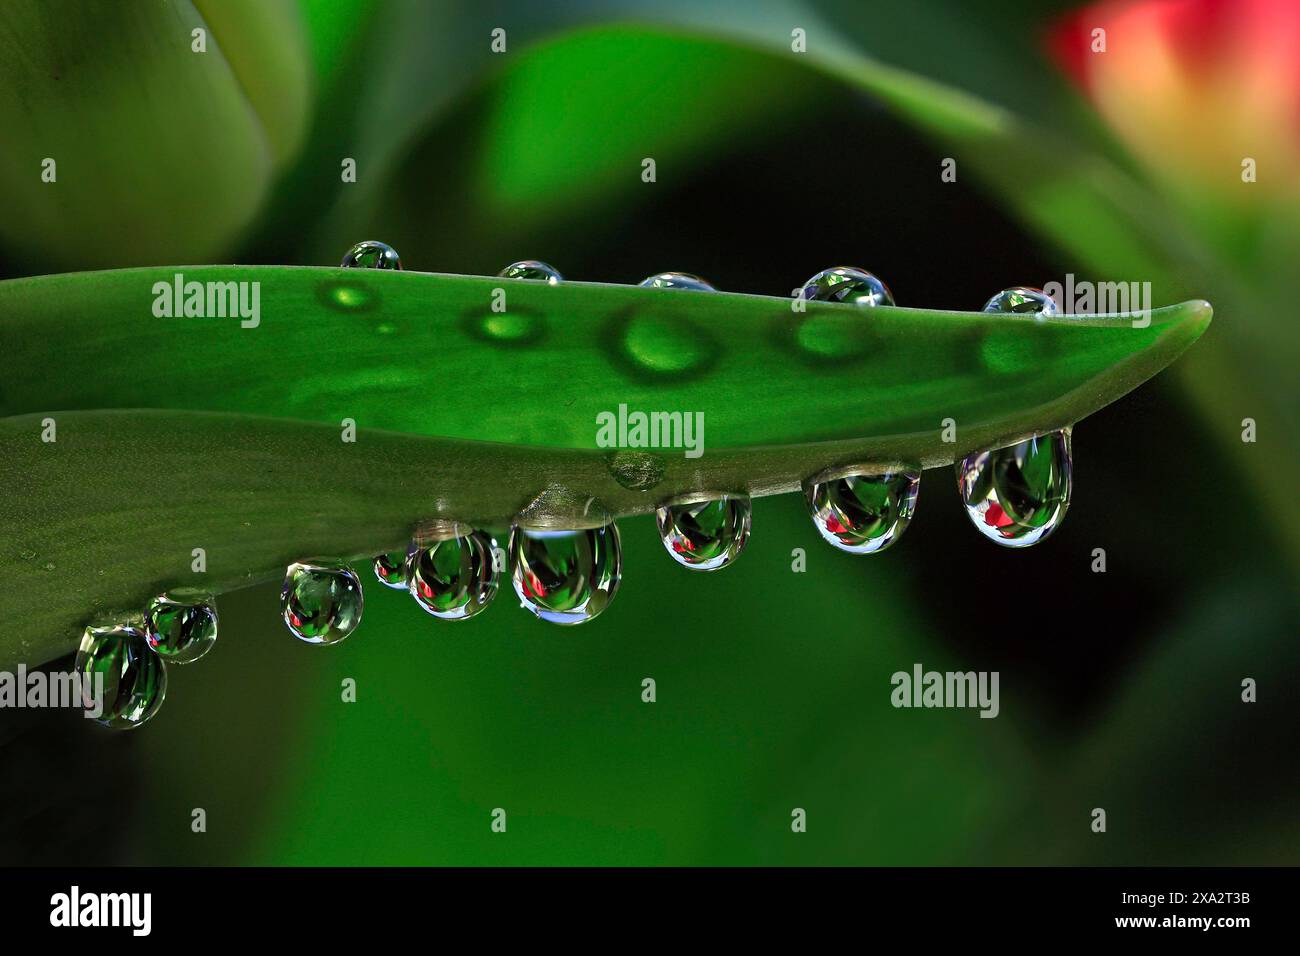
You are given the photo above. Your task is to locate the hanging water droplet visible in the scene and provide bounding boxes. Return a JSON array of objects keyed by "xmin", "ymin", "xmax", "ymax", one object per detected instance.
[
  {"xmin": 340, "ymin": 240, "xmax": 402, "ymax": 270},
  {"xmin": 406, "ymin": 526, "xmax": 499, "ymax": 621},
  {"xmin": 75, "ymin": 623, "xmax": 167, "ymax": 730},
  {"xmin": 656, "ymin": 494, "xmax": 751, "ymax": 571},
  {"xmin": 605, "ymin": 450, "xmax": 667, "ymax": 491},
  {"xmin": 801, "ymin": 266, "xmax": 894, "ymax": 307},
  {"xmin": 510, "ymin": 522, "xmax": 622, "ymax": 625},
  {"xmin": 281, "ymin": 561, "xmax": 364, "ymax": 644},
  {"xmin": 982, "ymin": 286, "xmax": 1058, "ymax": 316},
  {"xmin": 144, "ymin": 588, "xmax": 218, "ymax": 664},
  {"xmin": 498, "ymin": 260, "xmax": 562, "ymax": 283},
  {"xmin": 372, "ymin": 550, "xmax": 407, "ymax": 590},
  {"xmin": 805, "ymin": 468, "xmax": 920, "ymax": 554},
  {"xmin": 638, "ymin": 271, "xmax": 716, "ymax": 291},
  {"xmin": 956, "ymin": 428, "xmax": 1072, "ymax": 547}
]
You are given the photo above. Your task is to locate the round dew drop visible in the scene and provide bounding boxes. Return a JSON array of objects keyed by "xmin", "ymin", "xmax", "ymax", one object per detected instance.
[
  {"xmin": 340, "ymin": 240, "xmax": 402, "ymax": 270},
  {"xmin": 498, "ymin": 260, "xmax": 563, "ymax": 283},
  {"xmin": 281, "ymin": 561, "xmax": 364, "ymax": 644},
  {"xmin": 144, "ymin": 588, "xmax": 218, "ymax": 664},
  {"xmin": 982, "ymin": 286, "xmax": 1058, "ymax": 316},
  {"xmin": 801, "ymin": 266, "xmax": 894, "ymax": 307},
  {"xmin": 956, "ymin": 428, "xmax": 1073, "ymax": 547},
  {"xmin": 805, "ymin": 470, "xmax": 919, "ymax": 554},
  {"xmin": 605, "ymin": 450, "xmax": 667, "ymax": 491},
  {"xmin": 656, "ymin": 494, "xmax": 752, "ymax": 571},
  {"xmin": 372, "ymin": 550, "xmax": 408, "ymax": 590},
  {"xmin": 638, "ymin": 271, "xmax": 716, "ymax": 291},
  {"xmin": 509, "ymin": 523, "xmax": 622, "ymax": 625},
  {"xmin": 406, "ymin": 529, "xmax": 499, "ymax": 621},
  {"xmin": 75, "ymin": 623, "xmax": 167, "ymax": 730}
]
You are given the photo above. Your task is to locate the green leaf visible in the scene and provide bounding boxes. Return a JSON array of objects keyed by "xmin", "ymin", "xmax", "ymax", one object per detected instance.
[
  {"xmin": 0, "ymin": 266, "xmax": 1208, "ymax": 667},
  {"xmin": 190, "ymin": 0, "xmax": 313, "ymax": 168},
  {"xmin": 0, "ymin": 266, "xmax": 1208, "ymax": 448},
  {"xmin": 477, "ymin": 29, "xmax": 812, "ymax": 225},
  {"xmin": 309, "ymin": 22, "xmax": 821, "ymax": 267},
  {"xmin": 319, "ymin": 8, "xmax": 1295, "ymax": 576},
  {"xmin": 0, "ymin": 0, "xmax": 312, "ymax": 270}
]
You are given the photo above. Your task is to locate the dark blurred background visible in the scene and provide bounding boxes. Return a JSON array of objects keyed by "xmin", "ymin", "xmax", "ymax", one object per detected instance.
[{"xmin": 1, "ymin": 0, "xmax": 1296, "ymax": 864}]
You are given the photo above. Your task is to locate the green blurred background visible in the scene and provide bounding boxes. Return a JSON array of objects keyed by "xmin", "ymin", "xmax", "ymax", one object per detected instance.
[{"xmin": 1, "ymin": 0, "xmax": 1297, "ymax": 864}]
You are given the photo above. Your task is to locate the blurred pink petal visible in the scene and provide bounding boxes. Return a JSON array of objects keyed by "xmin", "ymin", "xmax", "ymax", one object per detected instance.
[{"xmin": 1049, "ymin": 0, "xmax": 1300, "ymax": 200}]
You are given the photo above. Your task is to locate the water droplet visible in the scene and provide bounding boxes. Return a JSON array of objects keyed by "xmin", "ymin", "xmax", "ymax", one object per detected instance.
[
  {"xmin": 341, "ymin": 240, "xmax": 402, "ymax": 270},
  {"xmin": 372, "ymin": 550, "xmax": 407, "ymax": 590},
  {"xmin": 956, "ymin": 428, "xmax": 1072, "ymax": 547},
  {"xmin": 982, "ymin": 286, "xmax": 1058, "ymax": 316},
  {"xmin": 656, "ymin": 494, "xmax": 751, "ymax": 571},
  {"xmin": 515, "ymin": 486, "xmax": 611, "ymax": 529},
  {"xmin": 498, "ymin": 260, "xmax": 562, "ymax": 283},
  {"xmin": 510, "ymin": 522, "xmax": 622, "ymax": 625},
  {"xmin": 801, "ymin": 266, "xmax": 894, "ymax": 307},
  {"xmin": 804, "ymin": 468, "xmax": 919, "ymax": 554},
  {"xmin": 605, "ymin": 450, "xmax": 667, "ymax": 491},
  {"xmin": 638, "ymin": 271, "xmax": 716, "ymax": 291},
  {"xmin": 144, "ymin": 588, "xmax": 218, "ymax": 664},
  {"xmin": 281, "ymin": 561, "xmax": 364, "ymax": 644},
  {"xmin": 978, "ymin": 288, "xmax": 1061, "ymax": 373},
  {"xmin": 406, "ymin": 527, "xmax": 499, "ymax": 621},
  {"xmin": 788, "ymin": 267, "xmax": 893, "ymax": 365},
  {"xmin": 76, "ymin": 623, "xmax": 167, "ymax": 730}
]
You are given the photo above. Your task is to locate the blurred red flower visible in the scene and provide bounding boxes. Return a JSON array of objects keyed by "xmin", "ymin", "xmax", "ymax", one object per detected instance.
[{"xmin": 1049, "ymin": 0, "xmax": 1300, "ymax": 202}]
